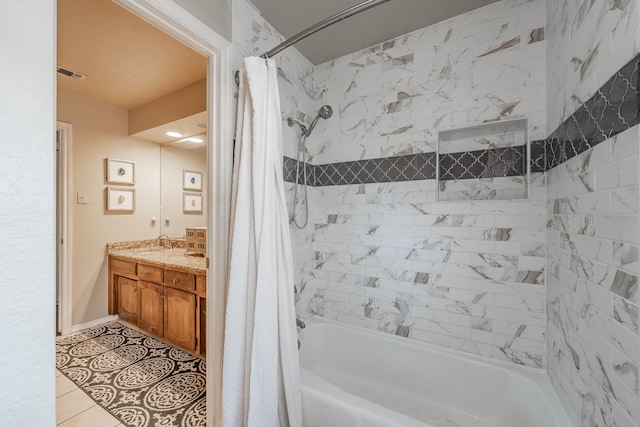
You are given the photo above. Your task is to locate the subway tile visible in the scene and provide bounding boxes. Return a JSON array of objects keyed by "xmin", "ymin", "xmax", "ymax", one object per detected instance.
[
  {"xmin": 610, "ymin": 185, "xmax": 639, "ymax": 214},
  {"xmin": 595, "ymin": 214, "xmax": 640, "ymax": 245},
  {"xmin": 612, "ymin": 241, "xmax": 639, "ymax": 275}
]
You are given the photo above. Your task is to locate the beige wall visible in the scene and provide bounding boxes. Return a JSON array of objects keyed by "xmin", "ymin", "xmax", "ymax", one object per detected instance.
[
  {"xmin": 58, "ymin": 91, "xmax": 161, "ymax": 325},
  {"xmin": 161, "ymin": 145, "xmax": 207, "ymax": 236}
]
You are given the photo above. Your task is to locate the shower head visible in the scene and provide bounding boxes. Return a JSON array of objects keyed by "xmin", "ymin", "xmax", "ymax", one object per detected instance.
[
  {"xmin": 305, "ymin": 105, "xmax": 333, "ymax": 137},
  {"xmin": 318, "ymin": 105, "xmax": 333, "ymax": 119}
]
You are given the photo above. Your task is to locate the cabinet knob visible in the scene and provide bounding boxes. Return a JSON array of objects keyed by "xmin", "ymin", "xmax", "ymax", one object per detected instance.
[{"xmin": 173, "ymin": 278, "xmax": 178, "ymax": 284}]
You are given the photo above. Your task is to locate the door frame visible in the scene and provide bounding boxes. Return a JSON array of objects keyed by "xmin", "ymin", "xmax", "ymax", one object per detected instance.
[
  {"xmin": 110, "ymin": 1, "xmax": 233, "ymax": 425},
  {"xmin": 57, "ymin": 121, "xmax": 73, "ymax": 335}
]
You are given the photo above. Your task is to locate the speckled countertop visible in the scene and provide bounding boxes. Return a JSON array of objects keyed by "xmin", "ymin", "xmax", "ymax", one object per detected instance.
[{"xmin": 107, "ymin": 239, "xmax": 206, "ymax": 275}]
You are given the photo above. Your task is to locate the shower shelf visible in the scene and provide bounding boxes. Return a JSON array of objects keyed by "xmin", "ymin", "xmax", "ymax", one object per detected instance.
[{"xmin": 436, "ymin": 118, "xmax": 530, "ymax": 201}]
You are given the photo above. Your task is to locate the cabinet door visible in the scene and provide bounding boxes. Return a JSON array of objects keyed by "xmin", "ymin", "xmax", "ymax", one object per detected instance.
[
  {"xmin": 138, "ymin": 281, "xmax": 164, "ymax": 336},
  {"xmin": 164, "ymin": 287, "xmax": 196, "ymax": 352},
  {"xmin": 118, "ymin": 276, "xmax": 138, "ymax": 323}
]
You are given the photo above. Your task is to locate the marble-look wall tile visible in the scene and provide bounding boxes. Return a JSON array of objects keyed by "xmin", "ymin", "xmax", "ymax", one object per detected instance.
[
  {"xmin": 547, "ymin": 126, "xmax": 640, "ymax": 427},
  {"xmin": 312, "ymin": 0, "xmax": 546, "ymax": 165},
  {"xmin": 546, "ymin": 0, "xmax": 640, "ymax": 134},
  {"xmin": 295, "ymin": 0, "xmax": 548, "ymax": 369},
  {"xmin": 299, "ymin": 174, "xmax": 547, "ymax": 368}
]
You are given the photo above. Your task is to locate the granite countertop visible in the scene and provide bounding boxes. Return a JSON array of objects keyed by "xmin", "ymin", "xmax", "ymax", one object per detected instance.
[{"xmin": 107, "ymin": 240, "xmax": 206, "ymax": 275}]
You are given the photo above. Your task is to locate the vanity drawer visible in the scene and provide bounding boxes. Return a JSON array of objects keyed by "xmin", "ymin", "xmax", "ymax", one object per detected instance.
[
  {"xmin": 138, "ymin": 264, "xmax": 163, "ymax": 283},
  {"xmin": 164, "ymin": 269, "xmax": 196, "ymax": 292},
  {"xmin": 111, "ymin": 258, "xmax": 137, "ymax": 276}
]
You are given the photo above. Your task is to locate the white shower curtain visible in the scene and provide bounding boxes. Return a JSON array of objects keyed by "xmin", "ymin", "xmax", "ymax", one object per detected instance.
[{"xmin": 222, "ymin": 56, "xmax": 302, "ymax": 427}]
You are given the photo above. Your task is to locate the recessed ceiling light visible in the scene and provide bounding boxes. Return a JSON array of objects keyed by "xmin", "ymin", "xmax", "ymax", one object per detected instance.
[
  {"xmin": 166, "ymin": 131, "xmax": 182, "ymax": 137},
  {"xmin": 186, "ymin": 137, "xmax": 204, "ymax": 143}
]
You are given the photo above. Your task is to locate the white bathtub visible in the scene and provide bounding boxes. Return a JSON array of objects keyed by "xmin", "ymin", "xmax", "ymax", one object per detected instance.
[{"xmin": 298, "ymin": 318, "xmax": 572, "ymax": 427}]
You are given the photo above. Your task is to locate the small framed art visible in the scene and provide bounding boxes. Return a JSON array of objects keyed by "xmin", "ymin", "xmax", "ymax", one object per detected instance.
[
  {"xmin": 106, "ymin": 187, "xmax": 135, "ymax": 212},
  {"xmin": 183, "ymin": 192, "xmax": 203, "ymax": 214},
  {"xmin": 106, "ymin": 158, "xmax": 135, "ymax": 185},
  {"xmin": 183, "ymin": 170, "xmax": 202, "ymax": 191}
]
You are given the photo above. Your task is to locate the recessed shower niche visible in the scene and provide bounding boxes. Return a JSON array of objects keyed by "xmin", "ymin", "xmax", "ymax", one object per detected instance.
[{"xmin": 437, "ymin": 118, "xmax": 529, "ymax": 201}]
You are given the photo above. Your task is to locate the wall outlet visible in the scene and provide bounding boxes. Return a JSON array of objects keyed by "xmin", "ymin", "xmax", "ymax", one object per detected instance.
[{"xmin": 77, "ymin": 192, "xmax": 88, "ymax": 204}]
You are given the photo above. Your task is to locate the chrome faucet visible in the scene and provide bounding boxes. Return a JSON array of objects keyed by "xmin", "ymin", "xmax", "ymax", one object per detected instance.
[{"xmin": 158, "ymin": 234, "xmax": 172, "ymax": 249}]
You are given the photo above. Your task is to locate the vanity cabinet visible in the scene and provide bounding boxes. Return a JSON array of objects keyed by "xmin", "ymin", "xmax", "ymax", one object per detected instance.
[{"xmin": 108, "ymin": 254, "xmax": 205, "ymax": 355}]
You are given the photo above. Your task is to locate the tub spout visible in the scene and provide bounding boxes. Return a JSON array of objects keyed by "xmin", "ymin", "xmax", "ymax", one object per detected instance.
[{"xmin": 296, "ymin": 319, "xmax": 306, "ymax": 329}]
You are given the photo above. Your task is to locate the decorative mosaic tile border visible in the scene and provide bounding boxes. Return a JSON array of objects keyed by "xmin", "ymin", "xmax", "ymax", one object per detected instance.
[
  {"xmin": 439, "ymin": 145, "xmax": 525, "ymax": 181},
  {"xmin": 283, "ymin": 54, "xmax": 639, "ymax": 186},
  {"xmin": 314, "ymin": 153, "xmax": 436, "ymax": 186},
  {"xmin": 284, "ymin": 145, "xmax": 545, "ymax": 187}
]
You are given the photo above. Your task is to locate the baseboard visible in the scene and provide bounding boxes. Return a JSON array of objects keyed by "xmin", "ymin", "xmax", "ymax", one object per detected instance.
[{"xmin": 70, "ymin": 315, "xmax": 119, "ymax": 333}]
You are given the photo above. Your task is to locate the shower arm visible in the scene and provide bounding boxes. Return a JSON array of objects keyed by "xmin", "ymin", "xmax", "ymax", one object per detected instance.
[{"xmin": 234, "ymin": 0, "xmax": 391, "ymax": 85}]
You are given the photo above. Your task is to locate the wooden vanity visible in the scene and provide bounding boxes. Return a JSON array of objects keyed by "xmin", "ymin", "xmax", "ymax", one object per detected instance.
[{"xmin": 107, "ymin": 243, "xmax": 206, "ymax": 356}]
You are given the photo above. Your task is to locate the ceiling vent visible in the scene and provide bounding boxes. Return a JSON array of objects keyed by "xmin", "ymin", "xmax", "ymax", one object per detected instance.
[{"xmin": 56, "ymin": 65, "xmax": 87, "ymax": 80}]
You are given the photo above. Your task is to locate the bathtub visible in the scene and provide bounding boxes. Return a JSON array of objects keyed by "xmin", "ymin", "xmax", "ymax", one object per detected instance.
[{"xmin": 298, "ymin": 318, "xmax": 572, "ymax": 427}]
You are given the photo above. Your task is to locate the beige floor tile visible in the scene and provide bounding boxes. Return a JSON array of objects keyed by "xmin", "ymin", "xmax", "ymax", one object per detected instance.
[
  {"xmin": 56, "ymin": 374, "xmax": 77, "ymax": 397},
  {"xmin": 56, "ymin": 369, "xmax": 63, "ymax": 377},
  {"xmin": 56, "ymin": 388, "xmax": 96, "ymax": 424},
  {"xmin": 58, "ymin": 405, "xmax": 120, "ymax": 427}
]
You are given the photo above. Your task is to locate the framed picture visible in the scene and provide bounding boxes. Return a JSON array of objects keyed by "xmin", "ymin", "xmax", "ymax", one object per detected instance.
[
  {"xmin": 183, "ymin": 170, "xmax": 202, "ymax": 191},
  {"xmin": 106, "ymin": 158, "xmax": 135, "ymax": 185},
  {"xmin": 183, "ymin": 192, "xmax": 203, "ymax": 214},
  {"xmin": 106, "ymin": 187, "xmax": 135, "ymax": 212}
]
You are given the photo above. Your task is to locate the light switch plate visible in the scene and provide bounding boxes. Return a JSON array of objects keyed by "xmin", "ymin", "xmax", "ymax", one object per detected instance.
[{"xmin": 77, "ymin": 192, "xmax": 88, "ymax": 204}]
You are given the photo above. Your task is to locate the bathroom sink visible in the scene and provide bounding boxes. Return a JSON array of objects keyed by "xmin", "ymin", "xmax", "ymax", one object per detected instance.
[{"xmin": 137, "ymin": 251, "xmax": 160, "ymax": 255}]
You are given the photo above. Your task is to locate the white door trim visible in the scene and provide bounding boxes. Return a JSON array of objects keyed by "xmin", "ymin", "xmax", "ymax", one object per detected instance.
[
  {"xmin": 111, "ymin": 2, "xmax": 233, "ymax": 426},
  {"xmin": 57, "ymin": 121, "xmax": 73, "ymax": 335}
]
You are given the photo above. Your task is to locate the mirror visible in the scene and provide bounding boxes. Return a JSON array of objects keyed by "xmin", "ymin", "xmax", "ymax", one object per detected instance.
[{"xmin": 159, "ymin": 143, "xmax": 207, "ymax": 237}]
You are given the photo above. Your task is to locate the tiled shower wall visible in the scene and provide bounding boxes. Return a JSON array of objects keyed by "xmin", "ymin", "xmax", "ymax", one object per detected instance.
[
  {"xmin": 233, "ymin": 8, "xmax": 640, "ymax": 424},
  {"xmin": 545, "ymin": 0, "xmax": 640, "ymax": 426},
  {"xmin": 296, "ymin": 0, "xmax": 549, "ymax": 368},
  {"xmin": 547, "ymin": 126, "xmax": 640, "ymax": 427},
  {"xmin": 310, "ymin": 0, "xmax": 546, "ymax": 164}
]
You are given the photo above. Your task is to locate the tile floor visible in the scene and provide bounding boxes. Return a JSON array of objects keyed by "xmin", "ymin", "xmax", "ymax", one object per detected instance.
[{"xmin": 56, "ymin": 369, "xmax": 124, "ymax": 427}]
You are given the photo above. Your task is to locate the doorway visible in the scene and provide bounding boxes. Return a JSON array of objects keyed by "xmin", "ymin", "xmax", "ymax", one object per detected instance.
[{"xmin": 55, "ymin": 0, "xmax": 233, "ymax": 425}]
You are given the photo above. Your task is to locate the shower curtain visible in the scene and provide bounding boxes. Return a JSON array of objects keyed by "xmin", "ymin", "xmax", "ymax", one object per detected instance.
[{"xmin": 222, "ymin": 56, "xmax": 302, "ymax": 427}]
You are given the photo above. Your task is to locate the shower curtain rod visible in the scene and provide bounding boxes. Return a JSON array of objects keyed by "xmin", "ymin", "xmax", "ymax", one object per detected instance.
[
  {"xmin": 260, "ymin": 0, "xmax": 391, "ymax": 59},
  {"xmin": 235, "ymin": 0, "xmax": 391, "ymax": 84}
]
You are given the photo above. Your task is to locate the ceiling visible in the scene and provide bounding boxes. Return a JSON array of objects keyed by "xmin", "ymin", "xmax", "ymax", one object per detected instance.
[
  {"xmin": 57, "ymin": 0, "xmax": 207, "ymax": 111},
  {"xmin": 250, "ymin": 0, "xmax": 499, "ymax": 65},
  {"xmin": 57, "ymin": 0, "xmax": 499, "ymax": 118}
]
